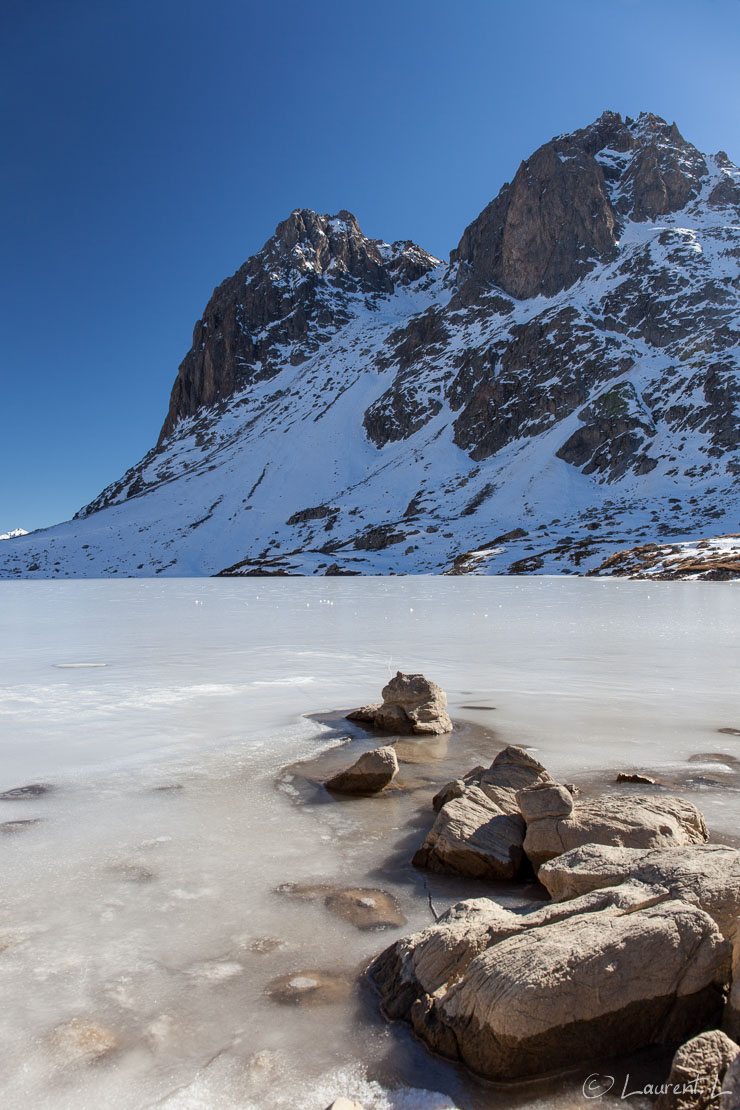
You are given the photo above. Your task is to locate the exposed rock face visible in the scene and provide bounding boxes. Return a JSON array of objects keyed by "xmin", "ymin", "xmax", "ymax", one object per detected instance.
[
  {"xmin": 324, "ymin": 746, "xmax": 398, "ymax": 795},
  {"xmin": 522, "ymin": 792, "xmax": 708, "ymax": 869},
  {"xmin": 347, "ymin": 672, "xmax": 452, "ymax": 736},
  {"xmin": 370, "ymin": 882, "xmax": 663, "ymax": 1021},
  {"xmin": 158, "ymin": 211, "xmax": 439, "ymax": 442},
  {"xmin": 538, "ymin": 843, "xmax": 740, "ymax": 940},
  {"xmin": 412, "ymin": 785, "xmax": 526, "ymax": 880},
  {"xmin": 5, "ymin": 111, "xmax": 740, "ymax": 581},
  {"xmin": 369, "ymin": 888, "xmax": 728, "ymax": 1081},
  {"xmin": 593, "ymin": 536, "xmax": 740, "ymax": 580},
  {"xmin": 450, "ymin": 112, "xmax": 706, "ymax": 301},
  {"xmin": 413, "ymin": 746, "xmax": 551, "ymax": 878},
  {"xmin": 517, "ymin": 781, "xmax": 574, "ymax": 822},
  {"xmin": 657, "ymin": 1031, "xmax": 739, "ymax": 1110}
]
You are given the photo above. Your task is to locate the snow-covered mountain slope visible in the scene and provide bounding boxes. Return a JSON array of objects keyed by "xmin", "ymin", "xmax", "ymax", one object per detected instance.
[
  {"xmin": 0, "ymin": 528, "xmax": 28, "ymax": 541},
  {"xmin": 2, "ymin": 111, "xmax": 739, "ymax": 579}
]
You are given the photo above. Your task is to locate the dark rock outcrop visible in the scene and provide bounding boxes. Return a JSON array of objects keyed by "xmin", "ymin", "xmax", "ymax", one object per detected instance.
[{"xmin": 158, "ymin": 211, "xmax": 438, "ymax": 442}]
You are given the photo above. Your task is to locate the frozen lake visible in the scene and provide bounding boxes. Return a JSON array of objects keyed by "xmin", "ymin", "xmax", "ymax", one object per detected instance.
[{"xmin": 1, "ymin": 578, "xmax": 739, "ymax": 1109}]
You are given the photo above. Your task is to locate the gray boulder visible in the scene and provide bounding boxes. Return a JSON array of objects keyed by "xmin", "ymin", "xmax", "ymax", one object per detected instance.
[
  {"xmin": 539, "ymin": 843, "xmax": 740, "ymax": 941},
  {"xmin": 370, "ymin": 890, "xmax": 728, "ymax": 1081},
  {"xmin": 325, "ymin": 746, "xmax": 398, "ymax": 795},
  {"xmin": 523, "ymin": 793, "xmax": 708, "ymax": 870}
]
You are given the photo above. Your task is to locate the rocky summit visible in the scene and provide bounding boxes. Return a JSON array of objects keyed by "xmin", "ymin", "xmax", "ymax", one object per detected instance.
[{"xmin": 3, "ymin": 111, "xmax": 740, "ymax": 578}]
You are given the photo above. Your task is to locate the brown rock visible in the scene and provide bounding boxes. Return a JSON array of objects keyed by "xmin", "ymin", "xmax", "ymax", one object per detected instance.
[
  {"xmin": 723, "ymin": 1053, "xmax": 740, "ymax": 1110},
  {"xmin": 347, "ymin": 672, "xmax": 452, "ymax": 736},
  {"xmin": 51, "ymin": 1019, "xmax": 118, "ymax": 1064},
  {"xmin": 523, "ymin": 793, "xmax": 708, "ymax": 870},
  {"xmin": 415, "ymin": 746, "xmax": 553, "ymax": 878},
  {"xmin": 325, "ymin": 746, "xmax": 398, "ymax": 795},
  {"xmin": 412, "ymin": 785, "xmax": 526, "ymax": 879},
  {"xmin": 323, "ymin": 888, "xmax": 407, "ymax": 931},
  {"xmin": 725, "ymin": 921, "xmax": 740, "ymax": 1041},
  {"xmin": 539, "ymin": 843, "xmax": 740, "ymax": 941},
  {"xmin": 517, "ymin": 781, "xmax": 574, "ymax": 821},
  {"xmin": 656, "ymin": 1031, "xmax": 739, "ymax": 1110},
  {"xmin": 371, "ymin": 891, "xmax": 728, "ymax": 1081},
  {"xmin": 265, "ymin": 969, "xmax": 352, "ymax": 1006}
]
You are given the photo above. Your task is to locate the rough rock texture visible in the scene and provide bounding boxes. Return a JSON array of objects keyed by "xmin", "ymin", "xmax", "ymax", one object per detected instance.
[
  {"xmin": 523, "ymin": 792, "xmax": 708, "ymax": 869},
  {"xmin": 158, "ymin": 210, "xmax": 439, "ymax": 442},
  {"xmin": 723, "ymin": 1053, "xmax": 740, "ymax": 1110},
  {"xmin": 370, "ymin": 881, "xmax": 663, "ymax": 1020},
  {"xmin": 539, "ymin": 843, "xmax": 740, "ymax": 940},
  {"xmin": 325, "ymin": 1101, "xmax": 365, "ymax": 1110},
  {"xmin": 370, "ymin": 889, "xmax": 728, "ymax": 1081},
  {"xmin": 412, "ymin": 786, "xmax": 526, "ymax": 880},
  {"xmin": 517, "ymin": 781, "xmax": 575, "ymax": 821},
  {"xmin": 5, "ymin": 111, "xmax": 740, "ymax": 581},
  {"xmin": 324, "ymin": 747, "xmax": 398, "ymax": 795},
  {"xmin": 413, "ymin": 746, "xmax": 551, "ymax": 878},
  {"xmin": 347, "ymin": 672, "xmax": 452, "ymax": 736},
  {"xmin": 656, "ymin": 1031, "xmax": 739, "ymax": 1110},
  {"xmin": 724, "ymin": 923, "xmax": 740, "ymax": 1041}
]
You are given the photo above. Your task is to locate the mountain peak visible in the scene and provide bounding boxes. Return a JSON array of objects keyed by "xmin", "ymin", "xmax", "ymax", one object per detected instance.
[
  {"xmin": 451, "ymin": 109, "xmax": 711, "ymax": 300},
  {"xmin": 157, "ymin": 209, "xmax": 438, "ymax": 442}
]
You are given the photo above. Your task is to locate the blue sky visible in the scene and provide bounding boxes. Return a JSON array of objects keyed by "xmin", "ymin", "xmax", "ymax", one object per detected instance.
[{"xmin": 2, "ymin": 0, "xmax": 739, "ymax": 533}]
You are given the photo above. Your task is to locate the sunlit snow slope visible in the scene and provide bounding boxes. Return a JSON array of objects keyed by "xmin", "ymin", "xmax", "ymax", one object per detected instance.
[{"xmin": 2, "ymin": 111, "xmax": 739, "ymax": 578}]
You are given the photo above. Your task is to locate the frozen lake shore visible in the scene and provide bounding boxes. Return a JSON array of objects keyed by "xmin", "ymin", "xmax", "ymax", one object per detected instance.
[{"xmin": 1, "ymin": 578, "xmax": 739, "ymax": 1109}]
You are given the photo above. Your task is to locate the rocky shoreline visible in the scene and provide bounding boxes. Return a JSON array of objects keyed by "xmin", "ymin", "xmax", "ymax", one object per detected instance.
[{"xmin": 282, "ymin": 673, "xmax": 740, "ymax": 1110}]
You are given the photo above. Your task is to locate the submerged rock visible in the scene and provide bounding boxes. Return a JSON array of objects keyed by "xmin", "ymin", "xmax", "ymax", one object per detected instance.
[
  {"xmin": 656, "ymin": 1031, "xmax": 739, "ymax": 1110},
  {"xmin": 51, "ymin": 1019, "xmax": 118, "ymax": 1064},
  {"xmin": 276, "ymin": 881, "xmax": 406, "ymax": 930},
  {"xmin": 370, "ymin": 889, "xmax": 728, "ymax": 1081},
  {"xmin": 539, "ymin": 842, "xmax": 740, "ymax": 940},
  {"xmin": 347, "ymin": 672, "xmax": 452, "ymax": 736},
  {"xmin": 1, "ymin": 818, "xmax": 41, "ymax": 832},
  {"xmin": 265, "ymin": 969, "xmax": 352, "ymax": 1006},
  {"xmin": 414, "ymin": 746, "xmax": 551, "ymax": 878},
  {"xmin": 617, "ymin": 772, "xmax": 657, "ymax": 785},
  {"xmin": 522, "ymin": 792, "xmax": 708, "ymax": 869},
  {"xmin": 249, "ymin": 936, "xmax": 286, "ymax": 954},
  {"xmin": 325, "ymin": 746, "xmax": 398, "ymax": 794},
  {"xmin": 0, "ymin": 783, "xmax": 54, "ymax": 800},
  {"xmin": 324, "ymin": 888, "xmax": 407, "ymax": 931}
]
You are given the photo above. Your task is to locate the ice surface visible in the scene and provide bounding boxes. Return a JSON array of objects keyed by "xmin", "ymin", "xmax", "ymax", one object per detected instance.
[{"xmin": 0, "ymin": 578, "xmax": 738, "ymax": 1109}]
